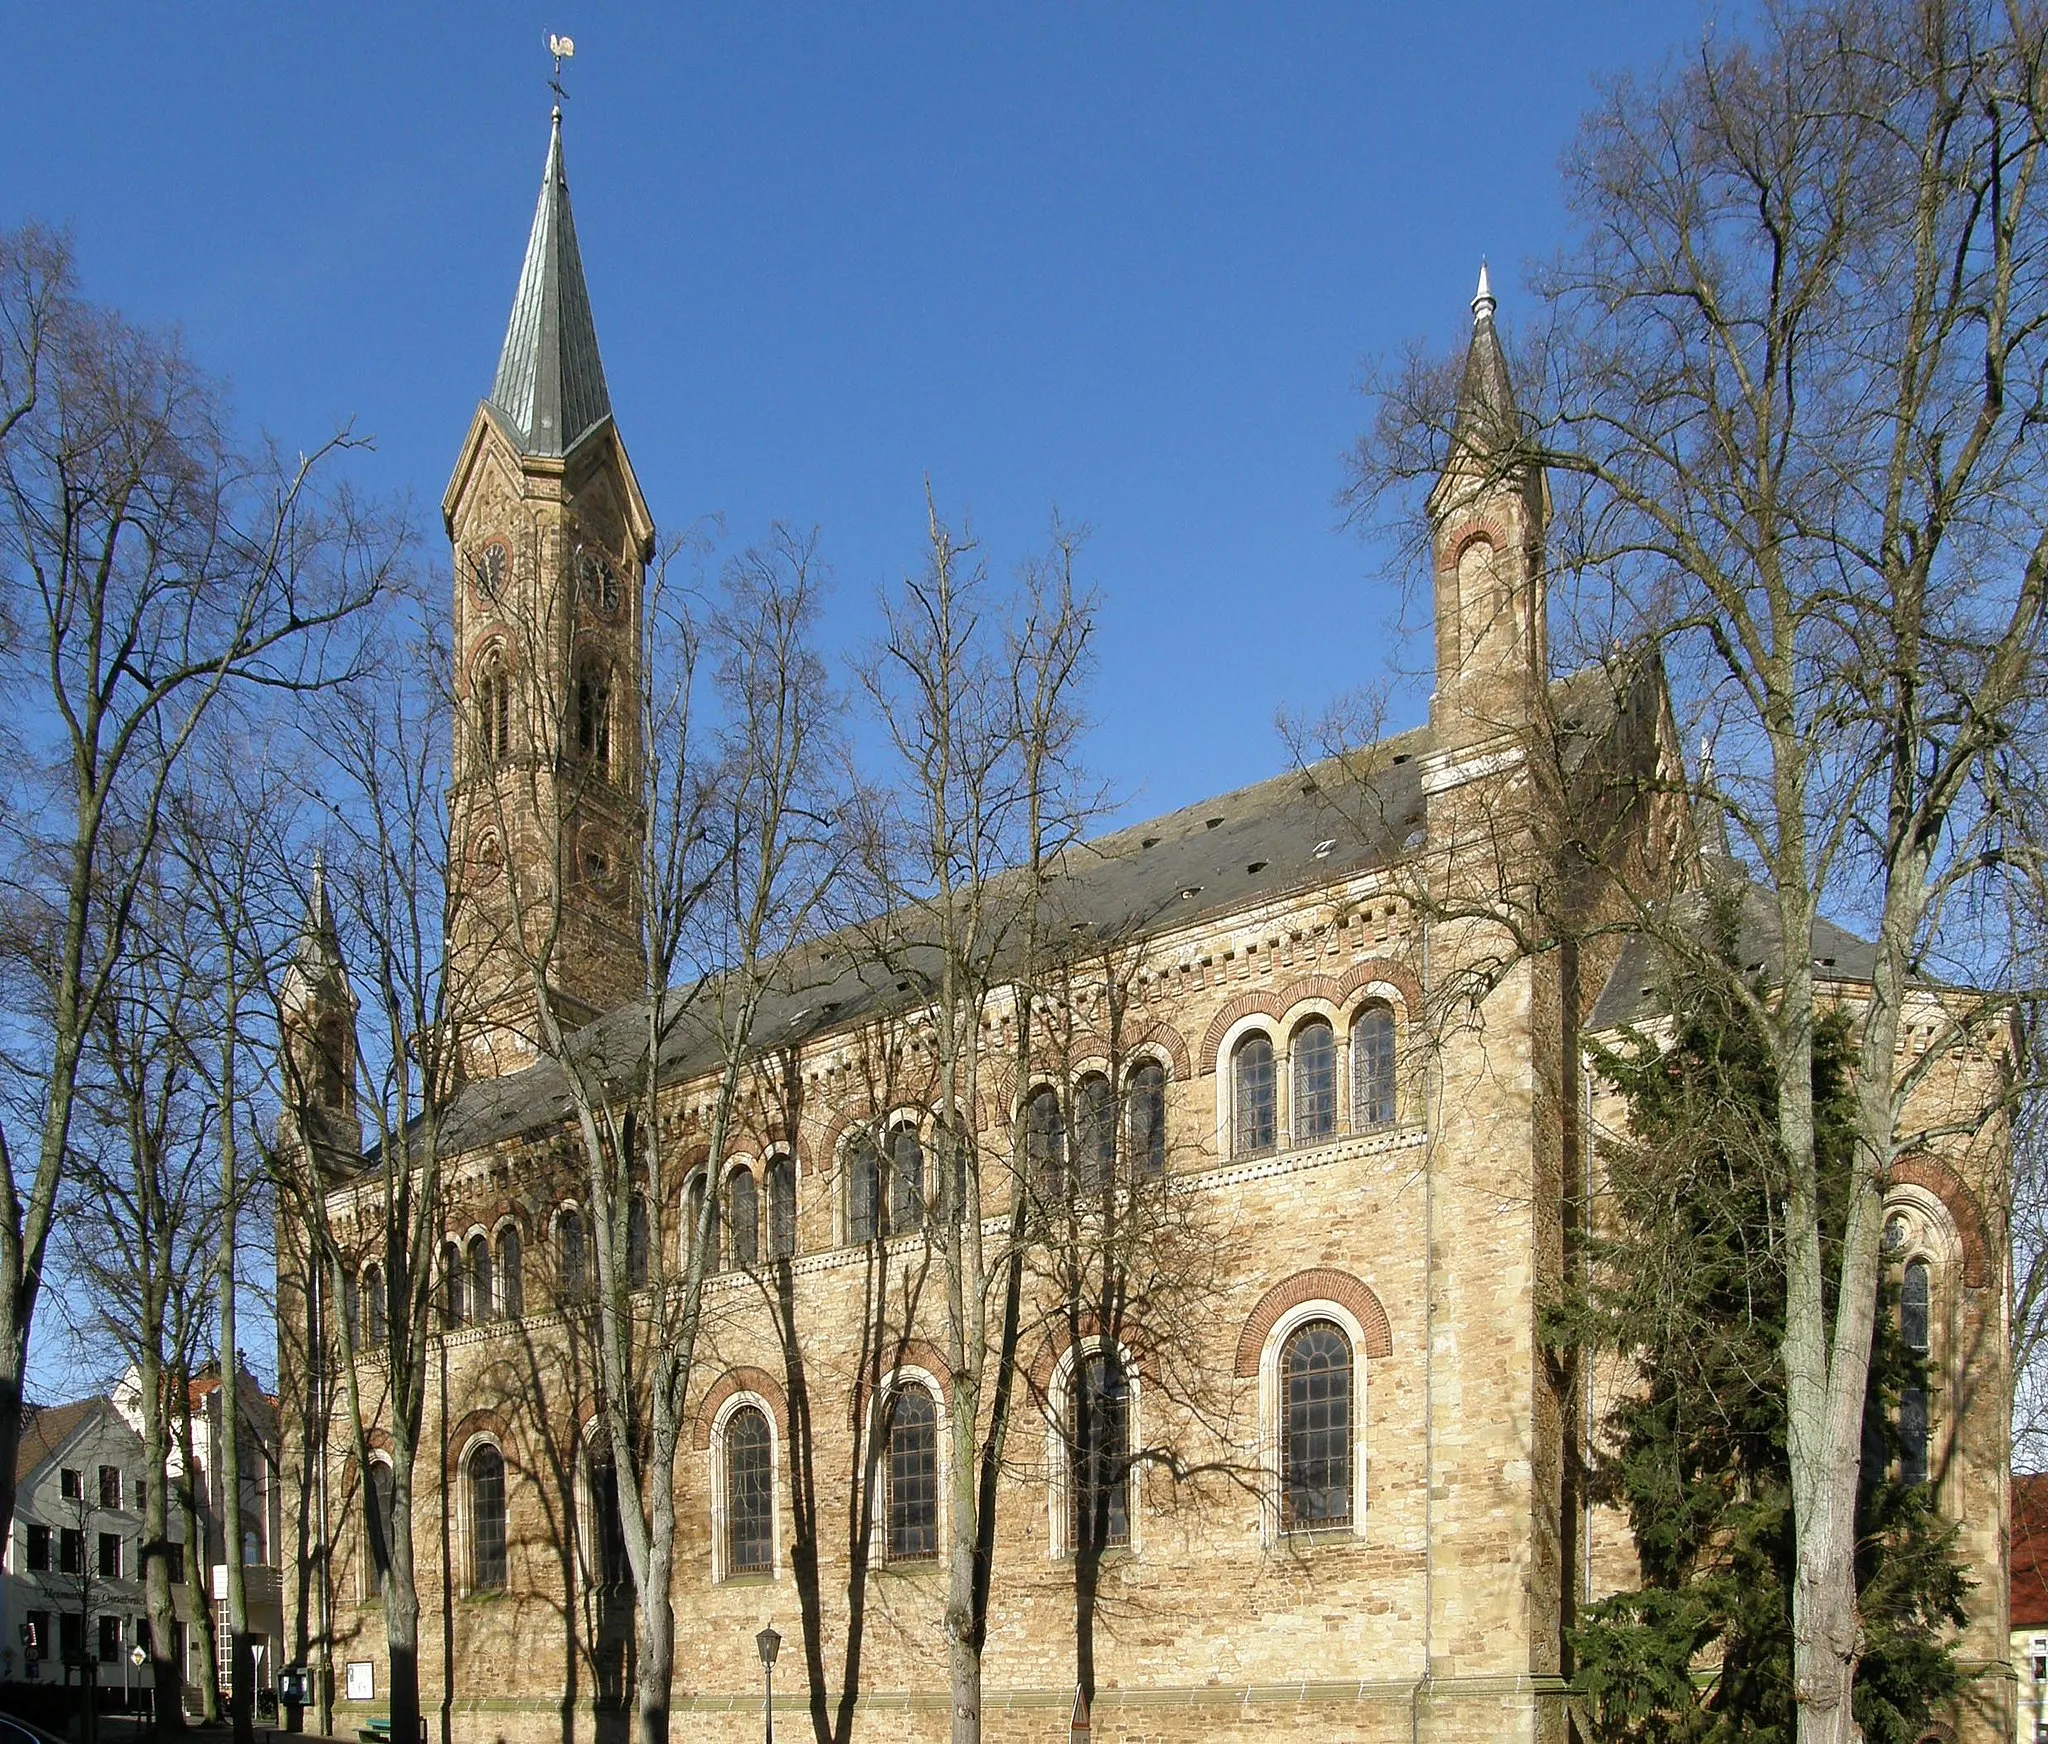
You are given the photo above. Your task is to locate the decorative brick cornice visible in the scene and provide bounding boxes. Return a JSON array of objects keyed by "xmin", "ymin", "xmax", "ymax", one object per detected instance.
[
  {"xmin": 1888, "ymin": 1154, "xmax": 1994, "ymax": 1288},
  {"xmin": 1234, "ymin": 1269, "xmax": 1393, "ymax": 1376},
  {"xmin": 691, "ymin": 1366, "xmax": 789, "ymax": 1450}
]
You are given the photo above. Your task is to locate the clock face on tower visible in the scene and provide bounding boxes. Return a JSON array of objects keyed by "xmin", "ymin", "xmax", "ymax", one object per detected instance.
[
  {"xmin": 578, "ymin": 546, "xmax": 620, "ymax": 617},
  {"xmin": 469, "ymin": 539, "xmax": 511, "ymax": 607}
]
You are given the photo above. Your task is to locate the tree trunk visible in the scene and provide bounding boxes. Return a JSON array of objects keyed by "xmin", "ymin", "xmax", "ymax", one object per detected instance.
[
  {"xmin": 137, "ymin": 1350, "xmax": 184, "ymax": 1730},
  {"xmin": 385, "ymin": 1462, "xmax": 424, "ymax": 1744},
  {"xmin": 175, "ymin": 1379, "xmax": 220, "ymax": 1725},
  {"xmin": 634, "ymin": 1572, "xmax": 673, "ymax": 1744},
  {"xmin": 218, "ymin": 1077, "xmax": 255, "ymax": 1744}
]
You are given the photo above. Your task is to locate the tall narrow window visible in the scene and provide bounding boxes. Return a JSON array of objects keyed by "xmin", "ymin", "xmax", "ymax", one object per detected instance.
[
  {"xmin": 1292, "ymin": 1018, "xmax": 1337, "ymax": 1146},
  {"xmin": 885, "ymin": 1388, "xmax": 940, "ymax": 1564},
  {"xmin": 627, "ymin": 1195, "xmax": 651, "ymax": 1287},
  {"xmin": 366, "ymin": 1461, "xmax": 393, "ymax": 1585},
  {"xmin": 1281, "ymin": 1320, "xmax": 1353, "ymax": 1530},
  {"xmin": 468, "ymin": 1445, "xmax": 507, "ymax": 1591},
  {"xmin": 1900, "ymin": 1258, "xmax": 1931, "ymax": 1486},
  {"xmin": 1069, "ymin": 1353, "xmax": 1130, "ymax": 1552},
  {"xmin": 1125, "ymin": 1062, "xmax": 1166, "ymax": 1180},
  {"xmin": 727, "ymin": 1170, "xmax": 759, "ymax": 1268},
  {"xmin": 723, "ymin": 1407, "xmax": 774, "ymax": 1576},
  {"xmin": 363, "ymin": 1263, "xmax": 387, "ymax": 1347},
  {"xmin": 589, "ymin": 1455, "xmax": 627, "ymax": 1589},
  {"xmin": 1352, "ymin": 1005, "xmax": 1396, "ymax": 1131},
  {"xmin": 766, "ymin": 1157, "xmax": 796, "ymax": 1261},
  {"xmin": 888, "ymin": 1126, "xmax": 925, "ymax": 1233},
  {"xmin": 681, "ymin": 1173, "xmax": 710, "ymax": 1270},
  {"xmin": 1232, "ymin": 1034, "xmax": 1276, "ymax": 1158},
  {"xmin": 847, "ymin": 1136, "xmax": 883, "ymax": 1245},
  {"xmin": 475, "ymin": 657, "xmax": 510, "ymax": 767},
  {"xmin": 468, "ymin": 1234, "xmax": 494, "ymax": 1323},
  {"xmin": 1075, "ymin": 1075, "xmax": 1115, "ymax": 1192},
  {"xmin": 342, "ymin": 1269, "xmax": 360, "ymax": 1346},
  {"xmin": 1025, "ymin": 1087, "xmax": 1066, "ymax": 1199},
  {"xmin": 558, "ymin": 1210, "xmax": 587, "ymax": 1299},
  {"xmin": 496, "ymin": 1228, "xmax": 522, "ymax": 1320},
  {"xmin": 574, "ymin": 661, "xmax": 612, "ymax": 776},
  {"xmin": 442, "ymin": 1243, "xmax": 466, "ymax": 1328}
]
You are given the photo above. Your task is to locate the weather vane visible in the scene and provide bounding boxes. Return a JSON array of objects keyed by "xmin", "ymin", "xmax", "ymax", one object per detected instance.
[{"xmin": 548, "ymin": 32, "xmax": 575, "ymax": 105}]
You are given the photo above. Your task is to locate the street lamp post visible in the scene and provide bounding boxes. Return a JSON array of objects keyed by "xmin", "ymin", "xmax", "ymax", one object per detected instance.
[{"xmin": 754, "ymin": 1626, "xmax": 781, "ymax": 1744}]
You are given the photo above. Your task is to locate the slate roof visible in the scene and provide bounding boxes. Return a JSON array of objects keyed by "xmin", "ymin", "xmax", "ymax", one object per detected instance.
[
  {"xmin": 1585, "ymin": 867, "xmax": 1882, "ymax": 1033},
  {"xmin": 14, "ymin": 1397, "xmax": 99, "ymax": 1487},
  {"xmin": 487, "ymin": 111, "xmax": 612, "ymax": 460}
]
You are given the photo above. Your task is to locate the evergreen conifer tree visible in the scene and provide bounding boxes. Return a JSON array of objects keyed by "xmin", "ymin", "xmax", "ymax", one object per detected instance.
[{"xmin": 1560, "ymin": 887, "xmax": 1971, "ymax": 1743}]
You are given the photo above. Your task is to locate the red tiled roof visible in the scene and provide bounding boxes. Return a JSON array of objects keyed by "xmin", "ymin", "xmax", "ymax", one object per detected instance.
[
  {"xmin": 14, "ymin": 1399, "xmax": 99, "ymax": 1487},
  {"xmin": 2013, "ymin": 1474, "xmax": 2048, "ymax": 1629}
]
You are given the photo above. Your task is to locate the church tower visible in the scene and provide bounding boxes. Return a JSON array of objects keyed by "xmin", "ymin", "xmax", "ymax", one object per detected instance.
[
  {"xmin": 443, "ymin": 108, "xmax": 655, "ymax": 1080},
  {"xmin": 1425, "ymin": 264, "xmax": 1549, "ymax": 766}
]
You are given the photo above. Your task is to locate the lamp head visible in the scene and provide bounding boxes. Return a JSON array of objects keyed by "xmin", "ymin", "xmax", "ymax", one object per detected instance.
[{"xmin": 756, "ymin": 1625, "xmax": 782, "ymax": 1669}]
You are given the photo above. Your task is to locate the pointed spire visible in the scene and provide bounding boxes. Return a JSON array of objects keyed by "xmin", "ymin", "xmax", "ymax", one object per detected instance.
[
  {"xmin": 289, "ymin": 850, "xmax": 350, "ymax": 1005},
  {"xmin": 1454, "ymin": 257, "xmax": 1518, "ymax": 451},
  {"xmin": 488, "ymin": 107, "xmax": 614, "ymax": 459}
]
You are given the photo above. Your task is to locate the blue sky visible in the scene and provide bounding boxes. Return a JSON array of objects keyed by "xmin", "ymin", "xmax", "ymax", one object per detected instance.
[{"xmin": 8, "ymin": 3, "xmax": 1725, "ymax": 827}]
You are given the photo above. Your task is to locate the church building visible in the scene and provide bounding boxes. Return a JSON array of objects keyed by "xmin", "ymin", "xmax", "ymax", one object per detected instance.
[{"xmin": 274, "ymin": 112, "xmax": 2013, "ymax": 1744}]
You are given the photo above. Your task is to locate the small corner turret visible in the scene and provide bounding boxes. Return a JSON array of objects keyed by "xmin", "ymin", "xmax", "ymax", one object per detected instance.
[
  {"xmin": 1425, "ymin": 264, "xmax": 1550, "ymax": 770},
  {"xmin": 277, "ymin": 853, "xmax": 362, "ymax": 1178}
]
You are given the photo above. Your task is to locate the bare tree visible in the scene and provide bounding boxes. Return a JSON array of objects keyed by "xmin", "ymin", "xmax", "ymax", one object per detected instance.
[
  {"xmin": 856, "ymin": 502, "xmax": 1099, "ymax": 1744},
  {"xmin": 0, "ymin": 222, "xmax": 387, "ymax": 1557},
  {"xmin": 1345, "ymin": 5, "xmax": 2048, "ymax": 1738}
]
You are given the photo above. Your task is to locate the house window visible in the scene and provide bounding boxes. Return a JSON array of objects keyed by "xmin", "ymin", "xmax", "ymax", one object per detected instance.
[
  {"xmin": 1281, "ymin": 1319, "xmax": 1353, "ymax": 1530},
  {"xmin": 468, "ymin": 1445, "xmax": 507, "ymax": 1592},
  {"xmin": 59, "ymin": 1528, "xmax": 83, "ymax": 1575},
  {"xmin": 1125, "ymin": 1061, "xmax": 1166, "ymax": 1180},
  {"xmin": 366, "ymin": 1461, "xmax": 393, "ymax": 1587},
  {"xmin": 468, "ymin": 1234, "xmax": 494, "ymax": 1323},
  {"xmin": 1232, "ymin": 1033, "xmax": 1276, "ymax": 1157},
  {"xmin": 1069, "ymin": 1352, "xmax": 1130, "ymax": 1553},
  {"xmin": 97, "ymin": 1532, "xmax": 121, "ymax": 1577},
  {"xmin": 1025, "ymin": 1087, "xmax": 1066, "ymax": 1199},
  {"xmin": 727, "ymin": 1170, "xmax": 759, "ymax": 1269},
  {"xmin": 1352, "ymin": 1005, "xmax": 1396, "ymax": 1131},
  {"xmin": 58, "ymin": 1613, "xmax": 79, "ymax": 1666},
  {"xmin": 496, "ymin": 1227, "xmax": 523, "ymax": 1319},
  {"xmin": 884, "ymin": 1387, "xmax": 940, "ymax": 1565},
  {"xmin": 1291, "ymin": 1018, "xmax": 1337, "ymax": 1146},
  {"xmin": 99, "ymin": 1466, "xmax": 121, "ymax": 1509},
  {"xmin": 166, "ymin": 1543, "xmax": 184, "ymax": 1583},
  {"xmin": 888, "ymin": 1126, "xmax": 925, "ymax": 1233},
  {"xmin": 589, "ymin": 1454, "xmax": 628, "ymax": 1589},
  {"xmin": 25, "ymin": 1524, "xmax": 49, "ymax": 1570},
  {"xmin": 60, "ymin": 1469, "xmax": 81, "ymax": 1501},
  {"xmin": 847, "ymin": 1136, "xmax": 883, "ymax": 1245},
  {"xmin": 722, "ymin": 1406, "xmax": 774, "ymax": 1577},
  {"xmin": 134, "ymin": 1480, "xmax": 145, "ymax": 1514},
  {"xmin": 1074, "ymin": 1074, "xmax": 1115, "ymax": 1192},
  {"xmin": 766, "ymin": 1157, "xmax": 796, "ymax": 1261},
  {"xmin": 97, "ymin": 1615, "xmax": 119, "ymax": 1665},
  {"xmin": 558, "ymin": 1209, "xmax": 588, "ymax": 1298}
]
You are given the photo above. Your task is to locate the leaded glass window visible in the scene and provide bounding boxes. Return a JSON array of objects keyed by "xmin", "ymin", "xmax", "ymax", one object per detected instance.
[
  {"xmin": 766, "ymin": 1157, "xmax": 796, "ymax": 1260},
  {"xmin": 468, "ymin": 1445, "xmax": 507, "ymax": 1590},
  {"xmin": 723, "ymin": 1407, "xmax": 774, "ymax": 1576},
  {"xmin": 1075, "ymin": 1074, "xmax": 1115, "ymax": 1192},
  {"xmin": 1900, "ymin": 1258, "xmax": 1932, "ymax": 1485},
  {"xmin": 1902, "ymin": 1259, "xmax": 1930, "ymax": 1353},
  {"xmin": 885, "ymin": 1388, "xmax": 940, "ymax": 1564},
  {"xmin": 627, "ymin": 1194, "xmax": 651, "ymax": 1287},
  {"xmin": 468, "ymin": 1234, "xmax": 494, "ymax": 1322},
  {"xmin": 1352, "ymin": 1005, "xmax": 1396, "ymax": 1131},
  {"xmin": 1126, "ymin": 1062, "xmax": 1166, "ymax": 1180},
  {"xmin": 366, "ymin": 1461, "xmax": 393, "ymax": 1585},
  {"xmin": 363, "ymin": 1263, "xmax": 387, "ymax": 1346},
  {"xmin": 1281, "ymin": 1320, "xmax": 1352, "ymax": 1530},
  {"xmin": 1292, "ymin": 1019, "xmax": 1337, "ymax": 1146},
  {"xmin": 889, "ymin": 1126, "xmax": 925, "ymax": 1233},
  {"xmin": 558, "ymin": 1210, "xmax": 587, "ymax": 1298},
  {"xmin": 847, "ymin": 1136, "xmax": 882, "ymax": 1244},
  {"xmin": 589, "ymin": 1456, "xmax": 627, "ymax": 1588},
  {"xmin": 727, "ymin": 1169, "xmax": 759, "ymax": 1268},
  {"xmin": 1026, "ymin": 1087, "xmax": 1066, "ymax": 1198},
  {"xmin": 496, "ymin": 1228, "xmax": 522, "ymax": 1319},
  {"xmin": 442, "ymin": 1242, "xmax": 466, "ymax": 1328},
  {"xmin": 1070, "ymin": 1352, "xmax": 1130, "ymax": 1552},
  {"xmin": 1232, "ymin": 1034, "xmax": 1276, "ymax": 1158}
]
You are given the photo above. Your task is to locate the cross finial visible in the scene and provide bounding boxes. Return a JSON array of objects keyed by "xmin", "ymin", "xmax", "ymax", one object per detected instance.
[{"xmin": 547, "ymin": 31, "xmax": 575, "ymax": 105}]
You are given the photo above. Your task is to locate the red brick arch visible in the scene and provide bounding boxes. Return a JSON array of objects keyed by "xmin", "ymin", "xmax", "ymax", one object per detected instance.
[
  {"xmin": 692, "ymin": 1366, "xmax": 790, "ymax": 1450},
  {"xmin": 846, "ymin": 1338, "xmax": 955, "ymax": 1431},
  {"xmin": 444, "ymin": 1408, "xmax": 512, "ymax": 1479},
  {"xmin": 1888, "ymin": 1154, "xmax": 1995, "ymax": 1288},
  {"xmin": 1196, "ymin": 994, "xmax": 1291, "ymax": 1077},
  {"xmin": 1335, "ymin": 958, "xmax": 1423, "ymax": 1018},
  {"xmin": 1234, "ymin": 1269, "xmax": 1393, "ymax": 1376},
  {"xmin": 1072, "ymin": 1019, "xmax": 1194, "ymax": 1082}
]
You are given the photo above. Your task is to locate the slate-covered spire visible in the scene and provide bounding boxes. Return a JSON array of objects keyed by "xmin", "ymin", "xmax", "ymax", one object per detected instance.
[
  {"xmin": 1453, "ymin": 260, "xmax": 1519, "ymax": 451},
  {"xmin": 488, "ymin": 107, "xmax": 613, "ymax": 459},
  {"xmin": 283, "ymin": 852, "xmax": 350, "ymax": 1011}
]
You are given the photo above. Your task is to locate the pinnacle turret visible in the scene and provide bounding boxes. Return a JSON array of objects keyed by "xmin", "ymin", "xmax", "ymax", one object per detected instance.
[
  {"xmin": 487, "ymin": 108, "xmax": 614, "ymax": 459},
  {"xmin": 1453, "ymin": 260, "xmax": 1518, "ymax": 452}
]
